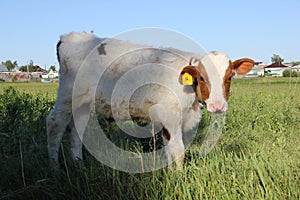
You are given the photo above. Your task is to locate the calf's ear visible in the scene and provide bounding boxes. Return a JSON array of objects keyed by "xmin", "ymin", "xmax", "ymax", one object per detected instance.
[
  {"xmin": 232, "ymin": 58, "xmax": 255, "ymax": 75},
  {"xmin": 179, "ymin": 66, "xmax": 199, "ymax": 85}
]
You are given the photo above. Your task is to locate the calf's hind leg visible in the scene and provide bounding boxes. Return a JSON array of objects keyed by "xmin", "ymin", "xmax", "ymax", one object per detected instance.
[
  {"xmin": 67, "ymin": 118, "xmax": 83, "ymax": 161},
  {"xmin": 46, "ymin": 109, "xmax": 72, "ymax": 167}
]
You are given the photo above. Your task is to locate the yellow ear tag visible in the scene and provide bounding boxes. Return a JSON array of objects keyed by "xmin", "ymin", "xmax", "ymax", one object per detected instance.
[{"xmin": 182, "ymin": 72, "xmax": 193, "ymax": 85}]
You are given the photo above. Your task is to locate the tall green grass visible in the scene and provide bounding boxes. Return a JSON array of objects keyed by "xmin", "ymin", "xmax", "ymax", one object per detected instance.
[{"xmin": 0, "ymin": 78, "xmax": 299, "ymax": 199}]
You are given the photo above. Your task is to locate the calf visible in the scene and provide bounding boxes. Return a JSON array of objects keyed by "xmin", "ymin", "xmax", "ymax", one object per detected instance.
[{"xmin": 47, "ymin": 32, "xmax": 254, "ymax": 169}]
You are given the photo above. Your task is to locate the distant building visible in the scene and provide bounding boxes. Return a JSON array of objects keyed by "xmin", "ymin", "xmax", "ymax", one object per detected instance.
[
  {"xmin": 290, "ymin": 65, "xmax": 300, "ymax": 72},
  {"xmin": 245, "ymin": 62, "xmax": 265, "ymax": 77},
  {"xmin": 264, "ymin": 62, "xmax": 290, "ymax": 76},
  {"xmin": 0, "ymin": 68, "xmax": 59, "ymax": 82},
  {"xmin": 35, "ymin": 66, "xmax": 47, "ymax": 73},
  {"xmin": 41, "ymin": 69, "xmax": 59, "ymax": 83},
  {"xmin": 47, "ymin": 69, "xmax": 59, "ymax": 78}
]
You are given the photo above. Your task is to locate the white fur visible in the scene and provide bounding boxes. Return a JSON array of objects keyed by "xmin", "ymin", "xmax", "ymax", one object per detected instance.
[
  {"xmin": 47, "ymin": 32, "xmax": 231, "ymax": 168},
  {"xmin": 47, "ymin": 32, "xmax": 200, "ymax": 167},
  {"xmin": 200, "ymin": 52, "xmax": 230, "ymax": 112}
]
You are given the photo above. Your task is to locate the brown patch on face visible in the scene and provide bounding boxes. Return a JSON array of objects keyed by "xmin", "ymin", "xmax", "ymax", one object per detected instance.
[
  {"xmin": 179, "ymin": 63, "xmax": 211, "ymax": 103},
  {"xmin": 178, "ymin": 66, "xmax": 198, "ymax": 85},
  {"xmin": 195, "ymin": 63, "xmax": 210, "ymax": 102},
  {"xmin": 223, "ymin": 62, "xmax": 234, "ymax": 100},
  {"xmin": 162, "ymin": 127, "xmax": 170, "ymax": 141}
]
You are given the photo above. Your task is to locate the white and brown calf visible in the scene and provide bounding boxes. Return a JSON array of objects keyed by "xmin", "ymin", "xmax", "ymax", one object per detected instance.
[{"xmin": 47, "ymin": 32, "xmax": 254, "ymax": 168}]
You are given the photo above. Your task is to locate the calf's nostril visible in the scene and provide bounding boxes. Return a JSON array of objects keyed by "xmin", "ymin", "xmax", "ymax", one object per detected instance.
[{"xmin": 207, "ymin": 102, "xmax": 227, "ymax": 113}]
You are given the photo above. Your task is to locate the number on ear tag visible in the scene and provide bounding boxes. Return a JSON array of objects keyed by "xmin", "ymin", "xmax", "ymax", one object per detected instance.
[{"xmin": 182, "ymin": 72, "xmax": 193, "ymax": 85}]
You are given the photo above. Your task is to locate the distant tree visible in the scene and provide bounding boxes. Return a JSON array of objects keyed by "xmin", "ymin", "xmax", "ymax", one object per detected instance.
[
  {"xmin": 291, "ymin": 71, "xmax": 299, "ymax": 77},
  {"xmin": 28, "ymin": 60, "xmax": 34, "ymax": 70},
  {"xmin": 12, "ymin": 75, "xmax": 18, "ymax": 82},
  {"xmin": 290, "ymin": 61, "xmax": 300, "ymax": 66},
  {"xmin": 282, "ymin": 70, "xmax": 291, "ymax": 77},
  {"xmin": 48, "ymin": 65, "xmax": 57, "ymax": 72},
  {"xmin": 2, "ymin": 60, "xmax": 18, "ymax": 71},
  {"xmin": 19, "ymin": 60, "xmax": 37, "ymax": 72},
  {"xmin": 283, "ymin": 70, "xmax": 299, "ymax": 77},
  {"xmin": 19, "ymin": 66, "xmax": 27, "ymax": 72},
  {"xmin": 19, "ymin": 65, "xmax": 35, "ymax": 72},
  {"xmin": 271, "ymin": 54, "xmax": 284, "ymax": 63}
]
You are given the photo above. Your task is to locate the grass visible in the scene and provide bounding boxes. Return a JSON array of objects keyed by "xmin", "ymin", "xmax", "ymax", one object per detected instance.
[
  {"xmin": 0, "ymin": 82, "xmax": 58, "ymax": 97},
  {"xmin": 0, "ymin": 77, "xmax": 299, "ymax": 199}
]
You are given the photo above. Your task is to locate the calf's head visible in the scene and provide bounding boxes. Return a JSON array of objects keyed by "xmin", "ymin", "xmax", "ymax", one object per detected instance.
[{"xmin": 179, "ymin": 52, "xmax": 254, "ymax": 113}]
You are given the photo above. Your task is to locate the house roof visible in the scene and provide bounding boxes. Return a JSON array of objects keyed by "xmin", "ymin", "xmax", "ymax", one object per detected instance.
[
  {"xmin": 255, "ymin": 61, "xmax": 264, "ymax": 65},
  {"xmin": 0, "ymin": 64, "xmax": 8, "ymax": 72},
  {"xmin": 264, "ymin": 62, "xmax": 289, "ymax": 69}
]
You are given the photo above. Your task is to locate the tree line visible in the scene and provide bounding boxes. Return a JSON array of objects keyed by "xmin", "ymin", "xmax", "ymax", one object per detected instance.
[
  {"xmin": 1, "ymin": 55, "xmax": 299, "ymax": 72},
  {"xmin": 1, "ymin": 60, "xmax": 57, "ymax": 72}
]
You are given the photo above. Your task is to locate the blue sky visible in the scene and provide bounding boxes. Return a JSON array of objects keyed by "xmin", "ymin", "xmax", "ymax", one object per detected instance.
[{"xmin": 1, "ymin": 0, "xmax": 299, "ymax": 68}]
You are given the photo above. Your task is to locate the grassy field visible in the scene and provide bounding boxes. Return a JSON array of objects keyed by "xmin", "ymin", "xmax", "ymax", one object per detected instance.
[
  {"xmin": 0, "ymin": 78, "xmax": 299, "ymax": 199},
  {"xmin": 0, "ymin": 82, "xmax": 59, "ymax": 97}
]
